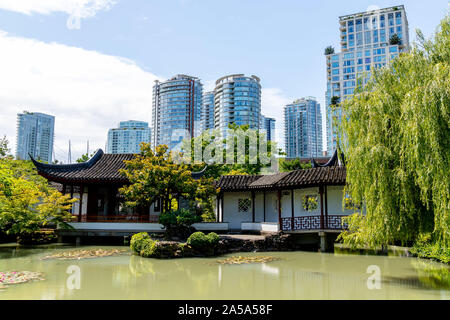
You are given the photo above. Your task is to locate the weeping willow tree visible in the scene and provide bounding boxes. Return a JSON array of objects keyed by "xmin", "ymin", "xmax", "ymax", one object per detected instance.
[{"xmin": 338, "ymin": 17, "xmax": 449, "ymax": 250}]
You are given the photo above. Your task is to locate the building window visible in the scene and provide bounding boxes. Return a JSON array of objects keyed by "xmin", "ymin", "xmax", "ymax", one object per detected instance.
[
  {"xmin": 302, "ymin": 195, "xmax": 318, "ymax": 211},
  {"xmin": 238, "ymin": 198, "xmax": 251, "ymax": 212}
]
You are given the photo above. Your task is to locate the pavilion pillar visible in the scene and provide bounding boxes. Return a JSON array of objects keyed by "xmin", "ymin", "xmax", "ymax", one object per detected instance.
[
  {"xmin": 220, "ymin": 194, "xmax": 224, "ymax": 223},
  {"xmin": 319, "ymin": 186, "xmax": 324, "ymax": 230},
  {"xmin": 324, "ymin": 185, "xmax": 328, "ymax": 229},
  {"xmin": 277, "ymin": 190, "xmax": 282, "ymax": 230},
  {"xmin": 78, "ymin": 184, "xmax": 84, "ymax": 222},
  {"xmin": 216, "ymin": 195, "xmax": 220, "ymax": 222},
  {"xmin": 291, "ymin": 189, "xmax": 295, "ymax": 231},
  {"xmin": 263, "ymin": 191, "xmax": 266, "ymax": 222},
  {"xmin": 251, "ymin": 191, "xmax": 255, "ymax": 223}
]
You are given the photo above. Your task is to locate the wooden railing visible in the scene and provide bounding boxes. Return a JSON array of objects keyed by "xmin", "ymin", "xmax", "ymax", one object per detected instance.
[
  {"xmin": 70, "ymin": 214, "xmax": 160, "ymax": 223},
  {"xmin": 280, "ymin": 215, "xmax": 348, "ymax": 231}
]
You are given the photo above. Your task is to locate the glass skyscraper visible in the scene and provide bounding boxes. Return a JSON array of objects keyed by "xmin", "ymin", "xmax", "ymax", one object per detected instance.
[
  {"xmin": 325, "ymin": 5, "xmax": 409, "ymax": 152},
  {"xmin": 260, "ymin": 115, "xmax": 276, "ymax": 142},
  {"xmin": 152, "ymin": 75, "xmax": 203, "ymax": 150},
  {"xmin": 284, "ymin": 97, "xmax": 322, "ymax": 159},
  {"xmin": 106, "ymin": 120, "xmax": 151, "ymax": 154},
  {"xmin": 16, "ymin": 111, "xmax": 55, "ymax": 163},
  {"xmin": 214, "ymin": 74, "xmax": 261, "ymax": 135},
  {"xmin": 201, "ymin": 91, "xmax": 215, "ymax": 132}
]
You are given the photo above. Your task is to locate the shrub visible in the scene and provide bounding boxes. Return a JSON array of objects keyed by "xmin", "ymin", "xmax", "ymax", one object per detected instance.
[
  {"xmin": 187, "ymin": 231, "xmax": 220, "ymax": 255},
  {"xmin": 130, "ymin": 232, "xmax": 150, "ymax": 254},
  {"xmin": 140, "ymin": 238, "xmax": 157, "ymax": 258},
  {"xmin": 159, "ymin": 209, "xmax": 202, "ymax": 240}
]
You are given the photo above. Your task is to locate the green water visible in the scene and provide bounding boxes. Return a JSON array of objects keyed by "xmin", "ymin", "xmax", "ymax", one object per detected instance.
[{"xmin": 0, "ymin": 244, "xmax": 449, "ymax": 300}]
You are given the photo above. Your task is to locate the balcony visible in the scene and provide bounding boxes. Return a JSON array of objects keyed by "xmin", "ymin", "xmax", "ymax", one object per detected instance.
[{"xmin": 280, "ymin": 215, "xmax": 348, "ymax": 231}]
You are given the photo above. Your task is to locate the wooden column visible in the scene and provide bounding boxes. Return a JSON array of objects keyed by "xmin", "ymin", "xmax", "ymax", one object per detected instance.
[
  {"xmin": 324, "ymin": 185, "xmax": 328, "ymax": 229},
  {"xmin": 291, "ymin": 189, "xmax": 295, "ymax": 231},
  {"xmin": 251, "ymin": 191, "xmax": 255, "ymax": 223},
  {"xmin": 277, "ymin": 190, "xmax": 282, "ymax": 229},
  {"xmin": 78, "ymin": 185, "xmax": 83, "ymax": 222},
  {"xmin": 220, "ymin": 194, "xmax": 224, "ymax": 223},
  {"xmin": 216, "ymin": 195, "xmax": 220, "ymax": 222},
  {"xmin": 319, "ymin": 186, "xmax": 324, "ymax": 229},
  {"xmin": 263, "ymin": 191, "xmax": 266, "ymax": 222}
]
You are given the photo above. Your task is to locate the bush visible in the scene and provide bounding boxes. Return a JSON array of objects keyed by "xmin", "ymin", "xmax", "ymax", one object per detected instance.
[
  {"xmin": 140, "ymin": 238, "xmax": 157, "ymax": 258},
  {"xmin": 159, "ymin": 209, "xmax": 202, "ymax": 240},
  {"xmin": 410, "ymin": 234, "xmax": 450, "ymax": 264},
  {"xmin": 130, "ymin": 232, "xmax": 150, "ymax": 254},
  {"xmin": 187, "ymin": 232, "xmax": 220, "ymax": 255}
]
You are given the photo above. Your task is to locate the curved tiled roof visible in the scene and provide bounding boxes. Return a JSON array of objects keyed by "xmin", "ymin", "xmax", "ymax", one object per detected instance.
[
  {"xmin": 216, "ymin": 166, "xmax": 346, "ymax": 191},
  {"xmin": 32, "ymin": 149, "xmax": 209, "ymax": 184},
  {"xmin": 32, "ymin": 149, "xmax": 133, "ymax": 183},
  {"xmin": 215, "ymin": 175, "xmax": 261, "ymax": 191}
]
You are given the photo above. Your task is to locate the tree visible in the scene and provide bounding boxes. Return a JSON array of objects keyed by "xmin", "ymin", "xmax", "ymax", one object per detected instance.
[
  {"xmin": 389, "ymin": 33, "xmax": 401, "ymax": 45},
  {"xmin": 119, "ymin": 143, "xmax": 218, "ymax": 219},
  {"xmin": 0, "ymin": 142, "xmax": 75, "ymax": 235},
  {"xmin": 338, "ymin": 18, "xmax": 449, "ymax": 250},
  {"xmin": 325, "ymin": 46, "xmax": 335, "ymax": 55},
  {"xmin": 0, "ymin": 136, "xmax": 10, "ymax": 159},
  {"xmin": 331, "ymin": 96, "xmax": 340, "ymax": 106},
  {"xmin": 76, "ymin": 152, "xmax": 95, "ymax": 163},
  {"xmin": 279, "ymin": 158, "xmax": 312, "ymax": 172},
  {"xmin": 181, "ymin": 124, "xmax": 283, "ymax": 179}
]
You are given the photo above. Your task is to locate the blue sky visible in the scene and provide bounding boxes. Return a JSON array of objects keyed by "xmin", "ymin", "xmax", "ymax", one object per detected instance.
[{"xmin": 0, "ymin": 0, "xmax": 448, "ymax": 161}]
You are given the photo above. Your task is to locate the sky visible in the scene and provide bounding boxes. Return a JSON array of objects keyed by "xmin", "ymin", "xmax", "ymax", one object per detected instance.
[{"xmin": 0, "ymin": 0, "xmax": 448, "ymax": 162}]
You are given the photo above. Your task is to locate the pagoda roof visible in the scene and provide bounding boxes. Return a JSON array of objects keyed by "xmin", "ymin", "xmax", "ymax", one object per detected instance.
[{"xmin": 31, "ymin": 149, "xmax": 132, "ymax": 184}]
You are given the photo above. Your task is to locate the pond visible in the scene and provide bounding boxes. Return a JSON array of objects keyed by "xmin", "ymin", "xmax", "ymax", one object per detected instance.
[{"xmin": 0, "ymin": 244, "xmax": 448, "ymax": 300}]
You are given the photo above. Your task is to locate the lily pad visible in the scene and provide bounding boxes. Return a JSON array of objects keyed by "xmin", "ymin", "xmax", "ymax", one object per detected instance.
[
  {"xmin": 0, "ymin": 271, "xmax": 45, "ymax": 287},
  {"xmin": 40, "ymin": 248, "xmax": 128, "ymax": 260},
  {"xmin": 216, "ymin": 256, "xmax": 280, "ymax": 265}
]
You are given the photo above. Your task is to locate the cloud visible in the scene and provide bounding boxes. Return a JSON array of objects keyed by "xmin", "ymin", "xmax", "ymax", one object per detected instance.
[
  {"xmin": 0, "ymin": 30, "xmax": 160, "ymax": 162},
  {"xmin": 0, "ymin": 0, "xmax": 117, "ymax": 29},
  {"xmin": 261, "ymin": 88, "xmax": 292, "ymax": 151}
]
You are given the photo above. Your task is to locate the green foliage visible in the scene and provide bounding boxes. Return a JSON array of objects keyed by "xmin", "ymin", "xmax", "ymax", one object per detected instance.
[
  {"xmin": 119, "ymin": 143, "xmax": 218, "ymax": 217},
  {"xmin": 279, "ymin": 158, "xmax": 312, "ymax": 172},
  {"xmin": 389, "ymin": 33, "xmax": 401, "ymax": 45},
  {"xmin": 130, "ymin": 232, "xmax": 151, "ymax": 254},
  {"xmin": 187, "ymin": 231, "xmax": 220, "ymax": 254},
  {"xmin": 76, "ymin": 152, "xmax": 95, "ymax": 163},
  {"xmin": 330, "ymin": 96, "xmax": 340, "ymax": 106},
  {"xmin": 181, "ymin": 124, "xmax": 284, "ymax": 179},
  {"xmin": 338, "ymin": 18, "xmax": 450, "ymax": 249},
  {"xmin": 0, "ymin": 136, "xmax": 10, "ymax": 159},
  {"xmin": 159, "ymin": 209, "xmax": 201, "ymax": 229},
  {"xmin": 410, "ymin": 233, "xmax": 450, "ymax": 264},
  {"xmin": 0, "ymin": 142, "xmax": 76, "ymax": 235},
  {"xmin": 139, "ymin": 238, "xmax": 158, "ymax": 258},
  {"xmin": 324, "ymin": 46, "xmax": 335, "ymax": 55}
]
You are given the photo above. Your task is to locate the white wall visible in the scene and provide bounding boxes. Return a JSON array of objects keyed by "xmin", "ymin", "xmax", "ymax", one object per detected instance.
[
  {"xmin": 222, "ymin": 192, "xmax": 252, "ymax": 229},
  {"xmin": 222, "ymin": 185, "xmax": 349, "ymax": 229}
]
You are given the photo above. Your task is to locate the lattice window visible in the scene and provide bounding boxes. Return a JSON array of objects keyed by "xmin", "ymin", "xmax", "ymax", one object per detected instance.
[
  {"xmin": 302, "ymin": 194, "xmax": 319, "ymax": 211},
  {"xmin": 238, "ymin": 198, "xmax": 251, "ymax": 212}
]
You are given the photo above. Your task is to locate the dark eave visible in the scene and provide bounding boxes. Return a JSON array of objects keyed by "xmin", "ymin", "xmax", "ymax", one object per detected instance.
[{"xmin": 32, "ymin": 149, "xmax": 207, "ymax": 184}]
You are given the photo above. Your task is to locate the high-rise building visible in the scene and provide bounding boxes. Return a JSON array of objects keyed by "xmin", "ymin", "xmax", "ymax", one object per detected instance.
[
  {"xmin": 284, "ymin": 97, "xmax": 322, "ymax": 159},
  {"xmin": 16, "ymin": 111, "xmax": 55, "ymax": 163},
  {"xmin": 214, "ymin": 74, "xmax": 261, "ymax": 136},
  {"xmin": 201, "ymin": 91, "xmax": 215, "ymax": 132},
  {"xmin": 152, "ymin": 75, "xmax": 203, "ymax": 150},
  {"xmin": 325, "ymin": 5, "xmax": 409, "ymax": 152},
  {"xmin": 106, "ymin": 120, "xmax": 151, "ymax": 154},
  {"xmin": 260, "ymin": 115, "xmax": 276, "ymax": 142}
]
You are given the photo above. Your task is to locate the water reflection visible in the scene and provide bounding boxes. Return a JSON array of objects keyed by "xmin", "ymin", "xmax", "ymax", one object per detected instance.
[{"xmin": 0, "ymin": 246, "xmax": 448, "ymax": 300}]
